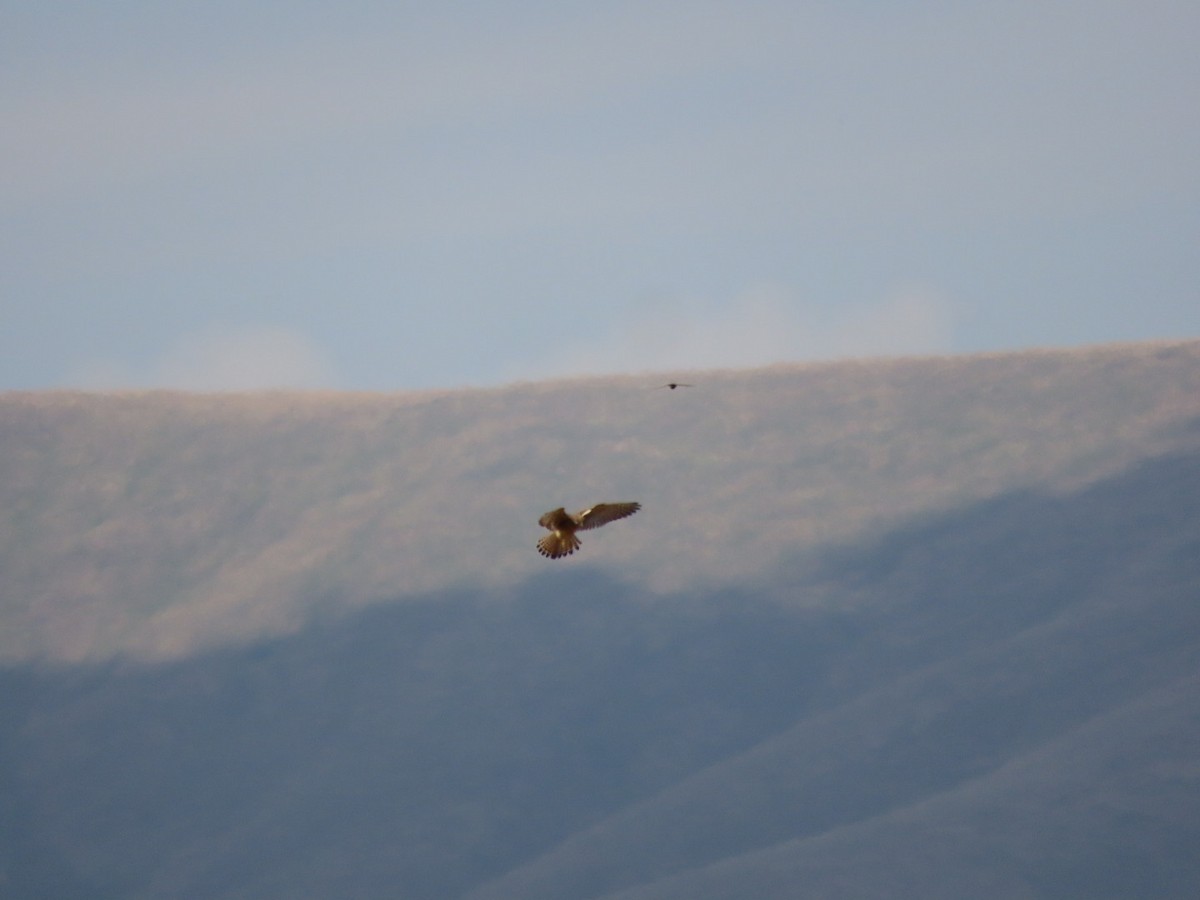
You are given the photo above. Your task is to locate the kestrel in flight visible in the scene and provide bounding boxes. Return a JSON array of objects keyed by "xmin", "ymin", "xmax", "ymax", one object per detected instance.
[
  {"xmin": 655, "ymin": 382, "xmax": 692, "ymax": 390},
  {"xmin": 536, "ymin": 502, "xmax": 641, "ymax": 559}
]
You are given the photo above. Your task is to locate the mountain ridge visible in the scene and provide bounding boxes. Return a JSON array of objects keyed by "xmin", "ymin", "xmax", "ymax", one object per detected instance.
[
  {"xmin": 591, "ymin": 671, "xmax": 1200, "ymax": 900},
  {"xmin": 1, "ymin": 339, "xmax": 1198, "ymax": 897},
  {"xmin": 3, "ymin": 339, "xmax": 1198, "ymax": 663}
]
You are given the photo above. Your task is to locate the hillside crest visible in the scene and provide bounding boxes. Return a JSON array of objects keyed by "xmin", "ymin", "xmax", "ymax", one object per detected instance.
[{"xmin": 3, "ymin": 340, "xmax": 1198, "ymax": 662}]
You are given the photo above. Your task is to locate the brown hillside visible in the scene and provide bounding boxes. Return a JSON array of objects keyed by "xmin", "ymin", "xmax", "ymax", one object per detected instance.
[{"xmin": 2, "ymin": 340, "xmax": 1198, "ymax": 663}]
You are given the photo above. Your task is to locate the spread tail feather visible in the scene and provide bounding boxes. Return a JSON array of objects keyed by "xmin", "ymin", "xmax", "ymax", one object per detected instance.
[{"xmin": 537, "ymin": 532, "xmax": 582, "ymax": 559}]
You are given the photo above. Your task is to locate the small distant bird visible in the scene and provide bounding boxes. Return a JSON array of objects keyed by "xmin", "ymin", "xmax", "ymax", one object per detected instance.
[
  {"xmin": 537, "ymin": 502, "xmax": 641, "ymax": 559},
  {"xmin": 656, "ymin": 382, "xmax": 693, "ymax": 390}
]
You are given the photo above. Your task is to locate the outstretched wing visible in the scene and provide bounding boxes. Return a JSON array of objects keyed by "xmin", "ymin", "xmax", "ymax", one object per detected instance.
[{"xmin": 575, "ymin": 501, "xmax": 641, "ymax": 531}]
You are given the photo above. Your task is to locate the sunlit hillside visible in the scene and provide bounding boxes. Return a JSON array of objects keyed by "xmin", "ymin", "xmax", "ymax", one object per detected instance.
[{"xmin": 2, "ymin": 340, "xmax": 1199, "ymax": 663}]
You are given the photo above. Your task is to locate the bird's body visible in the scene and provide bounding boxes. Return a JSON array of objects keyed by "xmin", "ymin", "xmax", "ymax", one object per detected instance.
[{"xmin": 537, "ymin": 502, "xmax": 641, "ymax": 559}]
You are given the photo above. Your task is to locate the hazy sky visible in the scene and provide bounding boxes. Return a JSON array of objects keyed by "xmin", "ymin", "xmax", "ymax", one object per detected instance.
[{"xmin": 3, "ymin": 1, "xmax": 1197, "ymax": 390}]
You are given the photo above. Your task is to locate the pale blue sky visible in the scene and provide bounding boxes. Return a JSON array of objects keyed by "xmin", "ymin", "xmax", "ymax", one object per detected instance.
[{"xmin": 3, "ymin": 1, "xmax": 1197, "ymax": 390}]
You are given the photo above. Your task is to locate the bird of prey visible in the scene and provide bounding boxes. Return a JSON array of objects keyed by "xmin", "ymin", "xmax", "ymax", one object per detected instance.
[
  {"xmin": 655, "ymin": 382, "xmax": 692, "ymax": 390},
  {"xmin": 536, "ymin": 502, "xmax": 641, "ymax": 559}
]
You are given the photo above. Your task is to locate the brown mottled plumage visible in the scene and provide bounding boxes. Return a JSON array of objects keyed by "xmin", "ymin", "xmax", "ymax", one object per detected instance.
[{"xmin": 536, "ymin": 502, "xmax": 641, "ymax": 559}]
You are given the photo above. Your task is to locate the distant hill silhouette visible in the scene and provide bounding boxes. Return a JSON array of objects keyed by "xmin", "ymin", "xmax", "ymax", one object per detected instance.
[{"xmin": 1, "ymin": 341, "xmax": 1198, "ymax": 897}]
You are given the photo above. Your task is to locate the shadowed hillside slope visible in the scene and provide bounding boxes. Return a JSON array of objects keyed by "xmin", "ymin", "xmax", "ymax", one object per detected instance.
[
  {"xmin": 2, "ymin": 340, "xmax": 1199, "ymax": 662},
  {"xmin": 463, "ymin": 447, "xmax": 1200, "ymax": 899},
  {"xmin": 1, "ymin": 443, "xmax": 1196, "ymax": 898}
]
